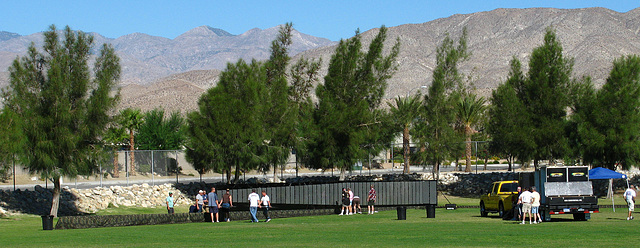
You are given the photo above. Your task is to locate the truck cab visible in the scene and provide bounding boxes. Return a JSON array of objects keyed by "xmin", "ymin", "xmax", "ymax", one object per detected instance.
[{"xmin": 479, "ymin": 180, "xmax": 519, "ymax": 219}]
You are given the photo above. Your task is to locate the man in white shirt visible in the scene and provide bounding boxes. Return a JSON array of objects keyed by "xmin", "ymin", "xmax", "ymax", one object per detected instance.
[
  {"xmin": 260, "ymin": 190, "xmax": 272, "ymax": 222},
  {"xmin": 624, "ymin": 185, "xmax": 636, "ymax": 220},
  {"xmin": 248, "ymin": 189, "xmax": 260, "ymax": 223},
  {"xmin": 196, "ymin": 190, "xmax": 205, "ymax": 213},
  {"xmin": 519, "ymin": 188, "xmax": 533, "ymax": 224},
  {"xmin": 530, "ymin": 187, "xmax": 541, "ymax": 224}
]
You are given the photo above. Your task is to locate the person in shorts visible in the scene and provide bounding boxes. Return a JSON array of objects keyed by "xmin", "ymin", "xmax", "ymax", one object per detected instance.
[
  {"xmin": 367, "ymin": 185, "xmax": 377, "ymax": 214},
  {"xmin": 519, "ymin": 187, "xmax": 533, "ymax": 224},
  {"xmin": 353, "ymin": 195, "xmax": 362, "ymax": 214},
  {"xmin": 208, "ymin": 187, "xmax": 220, "ymax": 222},
  {"xmin": 340, "ymin": 188, "xmax": 350, "ymax": 215},
  {"xmin": 624, "ymin": 185, "xmax": 636, "ymax": 220},
  {"xmin": 530, "ymin": 186, "xmax": 541, "ymax": 223},
  {"xmin": 348, "ymin": 188, "xmax": 354, "ymax": 215}
]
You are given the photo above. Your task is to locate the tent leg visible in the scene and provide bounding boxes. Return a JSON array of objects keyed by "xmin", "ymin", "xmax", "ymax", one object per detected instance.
[{"xmin": 611, "ymin": 179, "xmax": 615, "ymax": 212}]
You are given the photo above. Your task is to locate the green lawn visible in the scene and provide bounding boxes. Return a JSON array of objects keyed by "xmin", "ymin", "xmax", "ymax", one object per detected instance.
[{"xmin": 2, "ymin": 205, "xmax": 640, "ymax": 247}]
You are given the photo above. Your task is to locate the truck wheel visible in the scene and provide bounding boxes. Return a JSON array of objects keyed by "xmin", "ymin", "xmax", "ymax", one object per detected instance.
[
  {"xmin": 573, "ymin": 213, "xmax": 587, "ymax": 221},
  {"xmin": 498, "ymin": 202, "xmax": 505, "ymax": 218},
  {"xmin": 480, "ymin": 202, "xmax": 488, "ymax": 217}
]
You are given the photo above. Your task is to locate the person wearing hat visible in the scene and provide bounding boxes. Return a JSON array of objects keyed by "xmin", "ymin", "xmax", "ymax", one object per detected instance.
[
  {"xmin": 196, "ymin": 190, "xmax": 205, "ymax": 213},
  {"xmin": 166, "ymin": 192, "xmax": 175, "ymax": 214}
]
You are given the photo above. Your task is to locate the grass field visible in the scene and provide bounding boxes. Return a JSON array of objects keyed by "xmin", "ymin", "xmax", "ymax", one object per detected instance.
[{"xmin": 2, "ymin": 202, "xmax": 640, "ymax": 248}]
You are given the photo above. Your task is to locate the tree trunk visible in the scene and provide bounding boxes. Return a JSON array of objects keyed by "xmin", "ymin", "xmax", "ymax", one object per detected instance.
[
  {"xmin": 403, "ymin": 124, "xmax": 411, "ymax": 174},
  {"xmin": 339, "ymin": 168, "xmax": 346, "ymax": 181},
  {"xmin": 273, "ymin": 163, "xmax": 279, "ymax": 182},
  {"xmin": 464, "ymin": 126, "xmax": 472, "ymax": 172},
  {"xmin": 507, "ymin": 155, "xmax": 513, "ymax": 172},
  {"xmin": 233, "ymin": 163, "xmax": 240, "ymax": 184},
  {"xmin": 129, "ymin": 130, "xmax": 136, "ymax": 176},
  {"xmin": 112, "ymin": 149, "xmax": 120, "ymax": 178},
  {"xmin": 483, "ymin": 154, "xmax": 488, "ymax": 171},
  {"xmin": 226, "ymin": 165, "xmax": 232, "ymax": 184},
  {"xmin": 49, "ymin": 176, "xmax": 61, "ymax": 217}
]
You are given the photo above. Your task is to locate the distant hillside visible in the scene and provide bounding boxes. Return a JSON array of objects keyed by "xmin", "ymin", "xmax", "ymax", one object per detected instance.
[
  {"xmin": 0, "ymin": 25, "xmax": 336, "ymax": 88},
  {"xmin": 2, "ymin": 7, "xmax": 640, "ymax": 114},
  {"xmin": 294, "ymin": 7, "xmax": 640, "ymax": 99}
]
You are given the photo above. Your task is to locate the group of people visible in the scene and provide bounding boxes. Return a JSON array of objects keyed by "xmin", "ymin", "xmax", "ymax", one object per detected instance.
[
  {"xmin": 339, "ymin": 185, "xmax": 377, "ymax": 215},
  {"xmin": 513, "ymin": 186, "xmax": 542, "ymax": 224},
  {"xmin": 167, "ymin": 187, "xmax": 234, "ymax": 222}
]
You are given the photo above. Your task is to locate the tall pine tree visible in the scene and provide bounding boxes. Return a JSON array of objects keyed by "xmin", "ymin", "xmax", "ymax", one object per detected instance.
[
  {"xmin": 309, "ymin": 26, "xmax": 400, "ymax": 179},
  {"xmin": 3, "ymin": 25, "xmax": 121, "ymax": 216}
]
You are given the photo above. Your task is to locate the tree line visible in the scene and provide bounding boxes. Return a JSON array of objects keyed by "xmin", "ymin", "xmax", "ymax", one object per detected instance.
[{"xmin": 1, "ymin": 24, "xmax": 640, "ymax": 217}]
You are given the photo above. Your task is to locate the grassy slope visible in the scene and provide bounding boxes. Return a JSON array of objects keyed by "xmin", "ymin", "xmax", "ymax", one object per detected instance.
[{"xmin": 2, "ymin": 205, "xmax": 640, "ymax": 247}]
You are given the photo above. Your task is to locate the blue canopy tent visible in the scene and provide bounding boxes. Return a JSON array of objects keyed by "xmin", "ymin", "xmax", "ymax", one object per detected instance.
[{"xmin": 589, "ymin": 167, "xmax": 629, "ymax": 212}]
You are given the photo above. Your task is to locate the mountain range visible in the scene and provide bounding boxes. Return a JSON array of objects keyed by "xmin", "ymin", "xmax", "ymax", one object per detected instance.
[{"xmin": 2, "ymin": 7, "xmax": 640, "ymax": 113}]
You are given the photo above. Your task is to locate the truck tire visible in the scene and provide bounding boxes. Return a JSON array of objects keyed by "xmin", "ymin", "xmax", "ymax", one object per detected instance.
[
  {"xmin": 480, "ymin": 202, "xmax": 488, "ymax": 217},
  {"xmin": 573, "ymin": 213, "xmax": 587, "ymax": 221},
  {"xmin": 498, "ymin": 202, "xmax": 505, "ymax": 218}
]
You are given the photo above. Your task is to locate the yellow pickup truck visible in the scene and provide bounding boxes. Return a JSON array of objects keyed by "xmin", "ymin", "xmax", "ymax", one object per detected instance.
[{"xmin": 479, "ymin": 180, "xmax": 519, "ymax": 219}]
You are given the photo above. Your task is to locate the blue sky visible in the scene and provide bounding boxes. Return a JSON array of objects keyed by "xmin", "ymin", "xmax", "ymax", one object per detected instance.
[{"xmin": 1, "ymin": 0, "xmax": 638, "ymax": 41}]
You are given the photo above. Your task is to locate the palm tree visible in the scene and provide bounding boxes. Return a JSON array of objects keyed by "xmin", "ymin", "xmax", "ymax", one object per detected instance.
[
  {"xmin": 103, "ymin": 125, "xmax": 128, "ymax": 178},
  {"xmin": 388, "ymin": 94, "xmax": 422, "ymax": 174},
  {"xmin": 120, "ymin": 108, "xmax": 144, "ymax": 176},
  {"xmin": 456, "ymin": 94, "xmax": 487, "ymax": 172}
]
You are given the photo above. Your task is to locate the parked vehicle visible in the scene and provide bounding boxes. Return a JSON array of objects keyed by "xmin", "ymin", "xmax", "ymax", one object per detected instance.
[
  {"xmin": 479, "ymin": 180, "xmax": 519, "ymax": 219},
  {"xmin": 519, "ymin": 166, "xmax": 599, "ymax": 221}
]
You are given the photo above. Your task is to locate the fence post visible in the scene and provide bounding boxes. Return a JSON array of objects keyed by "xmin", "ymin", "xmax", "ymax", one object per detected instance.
[{"xmin": 151, "ymin": 150, "xmax": 154, "ymax": 186}]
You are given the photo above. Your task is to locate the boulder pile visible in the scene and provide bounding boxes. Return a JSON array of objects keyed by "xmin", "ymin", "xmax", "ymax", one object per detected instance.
[{"xmin": 0, "ymin": 183, "xmax": 192, "ymax": 216}]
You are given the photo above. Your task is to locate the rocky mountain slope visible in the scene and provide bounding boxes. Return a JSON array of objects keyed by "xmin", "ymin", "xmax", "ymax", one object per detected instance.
[
  {"xmin": 2, "ymin": 7, "xmax": 640, "ymax": 113},
  {"xmin": 120, "ymin": 7, "xmax": 640, "ymax": 113},
  {"xmin": 0, "ymin": 25, "xmax": 335, "ymax": 87}
]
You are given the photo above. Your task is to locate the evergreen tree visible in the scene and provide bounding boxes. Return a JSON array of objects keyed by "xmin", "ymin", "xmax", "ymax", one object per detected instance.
[
  {"xmin": 415, "ymin": 28, "xmax": 469, "ymax": 179},
  {"xmin": 3, "ymin": 25, "xmax": 120, "ymax": 216},
  {"xmin": 262, "ymin": 23, "xmax": 296, "ymax": 181},
  {"xmin": 0, "ymin": 109, "xmax": 24, "ymax": 181},
  {"xmin": 309, "ymin": 26, "xmax": 400, "ymax": 179},
  {"xmin": 186, "ymin": 59, "xmax": 266, "ymax": 183},
  {"xmin": 573, "ymin": 55, "xmax": 640, "ymax": 169},
  {"xmin": 520, "ymin": 27, "xmax": 573, "ymax": 166},
  {"xmin": 487, "ymin": 57, "xmax": 534, "ymax": 171},
  {"xmin": 289, "ymin": 56, "xmax": 321, "ymax": 172}
]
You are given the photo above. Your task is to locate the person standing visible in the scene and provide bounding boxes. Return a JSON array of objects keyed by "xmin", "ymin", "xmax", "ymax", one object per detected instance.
[
  {"xmin": 512, "ymin": 186, "xmax": 523, "ymax": 221},
  {"xmin": 624, "ymin": 185, "xmax": 636, "ymax": 220},
  {"xmin": 348, "ymin": 188, "xmax": 354, "ymax": 215},
  {"xmin": 166, "ymin": 192, "xmax": 175, "ymax": 214},
  {"xmin": 367, "ymin": 185, "xmax": 377, "ymax": 215},
  {"xmin": 339, "ymin": 188, "xmax": 349, "ymax": 215},
  {"xmin": 208, "ymin": 187, "xmax": 220, "ymax": 223},
  {"xmin": 519, "ymin": 187, "xmax": 533, "ymax": 224},
  {"xmin": 248, "ymin": 189, "xmax": 260, "ymax": 223},
  {"xmin": 221, "ymin": 189, "xmax": 233, "ymax": 222},
  {"xmin": 260, "ymin": 190, "xmax": 272, "ymax": 222},
  {"xmin": 530, "ymin": 187, "xmax": 541, "ymax": 223},
  {"xmin": 196, "ymin": 190, "xmax": 205, "ymax": 213}
]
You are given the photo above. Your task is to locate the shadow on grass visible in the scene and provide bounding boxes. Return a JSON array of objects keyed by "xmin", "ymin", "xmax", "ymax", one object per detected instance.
[{"xmin": 0, "ymin": 185, "xmax": 84, "ymax": 216}]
